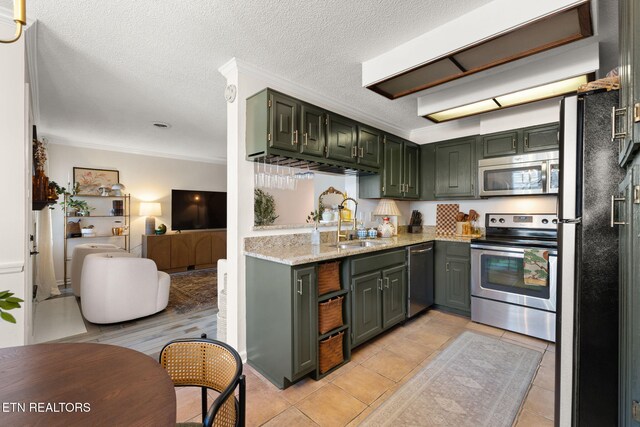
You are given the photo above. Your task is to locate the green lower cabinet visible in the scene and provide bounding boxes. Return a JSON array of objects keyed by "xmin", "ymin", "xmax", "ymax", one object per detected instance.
[
  {"xmin": 434, "ymin": 242, "xmax": 471, "ymax": 316},
  {"xmin": 246, "ymin": 258, "xmax": 318, "ymax": 389},
  {"xmin": 293, "ymin": 266, "xmax": 317, "ymax": 376},
  {"xmin": 351, "ymin": 271, "xmax": 383, "ymax": 347},
  {"xmin": 382, "ymin": 265, "xmax": 407, "ymax": 329}
]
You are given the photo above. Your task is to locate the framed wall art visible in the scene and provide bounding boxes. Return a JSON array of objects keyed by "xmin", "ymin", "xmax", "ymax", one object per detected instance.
[{"xmin": 73, "ymin": 167, "xmax": 120, "ymax": 196}]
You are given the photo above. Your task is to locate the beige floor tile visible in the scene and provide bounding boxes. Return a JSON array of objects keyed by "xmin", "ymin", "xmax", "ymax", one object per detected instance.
[
  {"xmin": 419, "ymin": 319, "xmax": 466, "ymax": 337},
  {"xmin": 522, "ymin": 385, "xmax": 555, "ymax": 421},
  {"xmin": 502, "ymin": 331, "xmax": 550, "ymax": 350},
  {"xmin": 175, "ymin": 386, "xmax": 205, "ymax": 422},
  {"xmin": 404, "ymin": 327, "xmax": 452, "ymax": 348},
  {"xmin": 296, "ymin": 383, "xmax": 367, "ymax": 427},
  {"xmin": 332, "ymin": 365, "xmax": 395, "ymax": 405},
  {"xmin": 384, "ymin": 336, "xmax": 437, "ymax": 364},
  {"xmin": 245, "ymin": 382, "xmax": 290, "ymax": 427},
  {"xmin": 350, "ymin": 341, "xmax": 384, "ymax": 364},
  {"xmin": 280, "ymin": 377, "xmax": 326, "ymax": 404},
  {"xmin": 244, "ymin": 364, "xmax": 283, "ymax": 392},
  {"xmin": 361, "ymin": 349, "xmax": 417, "ymax": 382},
  {"xmin": 323, "ymin": 360, "xmax": 357, "ymax": 383},
  {"xmin": 262, "ymin": 406, "xmax": 319, "ymax": 427},
  {"xmin": 465, "ymin": 321, "xmax": 505, "ymax": 337},
  {"xmin": 541, "ymin": 351, "xmax": 556, "ymax": 368},
  {"xmin": 533, "ymin": 364, "xmax": 555, "ymax": 392},
  {"xmin": 501, "ymin": 337, "xmax": 546, "ymax": 354},
  {"xmin": 516, "ymin": 409, "xmax": 554, "ymax": 426},
  {"xmin": 546, "ymin": 343, "xmax": 556, "ymax": 353},
  {"xmin": 432, "ymin": 311, "xmax": 471, "ymax": 327}
]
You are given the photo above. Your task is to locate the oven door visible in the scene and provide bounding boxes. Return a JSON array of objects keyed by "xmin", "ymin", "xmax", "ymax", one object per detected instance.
[
  {"xmin": 471, "ymin": 244, "xmax": 557, "ymax": 312},
  {"xmin": 478, "ymin": 160, "xmax": 548, "ymax": 197}
]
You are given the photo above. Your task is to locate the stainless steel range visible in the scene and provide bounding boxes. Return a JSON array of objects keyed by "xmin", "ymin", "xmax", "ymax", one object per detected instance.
[{"xmin": 470, "ymin": 213, "xmax": 558, "ymax": 342}]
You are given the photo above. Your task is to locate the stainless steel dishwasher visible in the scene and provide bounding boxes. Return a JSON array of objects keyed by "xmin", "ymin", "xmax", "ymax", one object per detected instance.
[{"xmin": 407, "ymin": 242, "xmax": 434, "ymax": 317}]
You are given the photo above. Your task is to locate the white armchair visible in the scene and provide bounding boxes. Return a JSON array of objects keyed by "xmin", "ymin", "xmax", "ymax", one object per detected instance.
[
  {"xmin": 80, "ymin": 252, "xmax": 171, "ymax": 324},
  {"xmin": 70, "ymin": 243, "xmax": 126, "ymax": 297}
]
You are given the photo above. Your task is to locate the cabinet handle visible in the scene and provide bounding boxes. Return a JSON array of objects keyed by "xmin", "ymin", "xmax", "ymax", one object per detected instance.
[
  {"xmin": 304, "ymin": 132, "xmax": 308, "ymax": 146},
  {"xmin": 524, "ymin": 136, "xmax": 529, "ymax": 148},
  {"xmin": 377, "ymin": 278, "xmax": 383, "ymax": 291},
  {"xmin": 352, "ymin": 146, "xmax": 358, "ymax": 158},
  {"xmin": 293, "ymin": 130, "xmax": 298, "ymax": 145},
  {"xmin": 359, "ymin": 147, "xmax": 364, "ymax": 158},
  {"xmin": 297, "ymin": 279, "xmax": 303, "ymax": 295},
  {"xmin": 611, "ymin": 195, "xmax": 626, "ymax": 227},
  {"xmin": 634, "ymin": 185, "xmax": 640, "ymax": 204},
  {"xmin": 512, "ymin": 138, "xmax": 516, "ymax": 149},
  {"xmin": 446, "ymin": 262, "xmax": 450, "ymax": 272},
  {"xmin": 385, "ymin": 277, "xmax": 390, "ymax": 289},
  {"xmin": 611, "ymin": 106, "xmax": 628, "ymax": 140},
  {"xmin": 635, "ymin": 103, "xmax": 640, "ymax": 123}
]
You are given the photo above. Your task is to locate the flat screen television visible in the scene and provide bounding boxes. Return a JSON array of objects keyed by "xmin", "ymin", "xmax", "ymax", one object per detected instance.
[{"xmin": 171, "ymin": 189, "xmax": 226, "ymax": 231}]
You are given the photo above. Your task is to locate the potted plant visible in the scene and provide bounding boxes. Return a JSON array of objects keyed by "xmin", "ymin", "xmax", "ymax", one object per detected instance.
[
  {"xmin": 254, "ymin": 189, "xmax": 278, "ymax": 226},
  {"xmin": 61, "ymin": 198, "xmax": 94, "ymax": 217},
  {"xmin": 0, "ymin": 291, "xmax": 23, "ymax": 323}
]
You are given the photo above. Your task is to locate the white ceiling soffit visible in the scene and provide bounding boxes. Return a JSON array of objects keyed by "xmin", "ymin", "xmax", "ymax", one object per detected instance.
[
  {"xmin": 416, "ymin": 41, "xmax": 599, "ymax": 117},
  {"xmin": 362, "ymin": 0, "xmax": 588, "ymax": 88}
]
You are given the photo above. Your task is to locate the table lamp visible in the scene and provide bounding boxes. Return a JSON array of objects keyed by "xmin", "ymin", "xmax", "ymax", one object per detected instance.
[
  {"xmin": 139, "ymin": 202, "xmax": 162, "ymax": 235},
  {"xmin": 373, "ymin": 199, "xmax": 402, "ymax": 237}
]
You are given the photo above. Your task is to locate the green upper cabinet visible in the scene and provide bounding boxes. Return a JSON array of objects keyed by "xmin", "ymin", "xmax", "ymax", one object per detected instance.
[
  {"xmin": 482, "ymin": 130, "xmax": 518, "ymax": 158},
  {"xmin": 357, "ymin": 126, "xmax": 382, "ymax": 169},
  {"xmin": 617, "ymin": 0, "xmax": 640, "ymax": 166},
  {"xmin": 299, "ymin": 103, "xmax": 326, "ymax": 157},
  {"xmin": 523, "ymin": 123, "xmax": 559, "ymax": 153},
  {"xmin": 419, "ymin": 143, "xmax": 436, "ymax": 201},
  {"xmin": 383, "ymin": 135, "xmax": 404, "ymax": 198},
  {"xmin": 326, "ymin": 113, "xmax": 358, "ymax": 163},
  {"xmin": 435, "ymin": 136, "xmax": 476, "ymax": 198},
  {"xmin": 269, "ymin": 92, "xmax": 299, "ymax": 152},
  {"xmin": 403, "ymin": 142, "xmax": 420, "ymax": 199}
]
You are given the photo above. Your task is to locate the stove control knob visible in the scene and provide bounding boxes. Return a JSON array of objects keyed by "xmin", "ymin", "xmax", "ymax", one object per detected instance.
[
  {"xmin": 552, "ymin": 219, "xmax": 558, "ymax": 224},
  {"xmin": 542, "ymin": 219, "xmax": 549, "ymax": 224},
  {"xmin": 490, "ymin": 218, "xmax": 497, "ymax": 223},
  {"xmin": 498, "ymin": 218, "xmax": 505, "ymax": 224}
]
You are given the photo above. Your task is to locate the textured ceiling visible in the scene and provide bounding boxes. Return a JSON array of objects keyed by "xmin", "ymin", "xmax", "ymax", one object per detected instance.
[{"xmin": 9, "ymin": 0, "xmax": 496, "ymax": 162}]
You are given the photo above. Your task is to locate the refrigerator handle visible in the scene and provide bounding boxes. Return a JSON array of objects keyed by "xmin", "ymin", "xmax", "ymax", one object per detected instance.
[{"xmin": 610, "ymin": 195, "xmax": 626, "ymax": 227}]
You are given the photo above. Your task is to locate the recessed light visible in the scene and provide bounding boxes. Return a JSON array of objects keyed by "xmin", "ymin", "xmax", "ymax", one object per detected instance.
[{"xmin": 152, "ymin": 122, "xmax": 171, "ymax": 129}]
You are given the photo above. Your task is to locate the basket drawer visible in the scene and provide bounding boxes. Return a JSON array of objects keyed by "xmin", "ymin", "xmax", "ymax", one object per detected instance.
[
  {"xmin": 319, "ymin": 331, "xmax": 344, "ymax": 374},
  {"xmin": 318, "ymin": 261, "xmax": 341, "ymax": 296},
  {"xmin": 318, "ymin": 296, "xmax": 344, "ymax": 335}
]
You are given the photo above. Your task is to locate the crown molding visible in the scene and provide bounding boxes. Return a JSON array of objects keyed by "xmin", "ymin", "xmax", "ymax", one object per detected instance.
[
  {"xmin": 218, "ymin": 57, "xmax": 411, "ymax": 139},
  {"xmin": 44, "ymin": 134, "xmax": 228, "ymax": 165}
]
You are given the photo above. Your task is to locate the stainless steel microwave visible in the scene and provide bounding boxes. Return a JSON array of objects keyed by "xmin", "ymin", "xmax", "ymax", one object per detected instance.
[{"xmin": 478, "ymin": 151, "xmax": 559, "ymax": 197}]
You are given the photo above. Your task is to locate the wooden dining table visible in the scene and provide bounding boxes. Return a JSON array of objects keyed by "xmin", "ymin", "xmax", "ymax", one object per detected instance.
[{"xmin": 0, "ymin": 342, "xmax": 176, "ymax": 426}]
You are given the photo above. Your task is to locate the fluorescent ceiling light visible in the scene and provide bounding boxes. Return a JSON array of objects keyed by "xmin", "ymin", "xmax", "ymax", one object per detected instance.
[{"xmin": 425, "ymin": 75, "xmax": 589, "ymax": 123}]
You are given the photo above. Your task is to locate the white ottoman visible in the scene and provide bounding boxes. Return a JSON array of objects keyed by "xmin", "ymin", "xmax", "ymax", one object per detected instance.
[{"xmin": 70, "ymin": 243, "xmax": 126, "ymax": 297}]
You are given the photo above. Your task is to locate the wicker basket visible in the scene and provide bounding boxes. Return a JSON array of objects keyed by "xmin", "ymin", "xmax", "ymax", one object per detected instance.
[
  {"xmin": 318, "ymin": 261, "xmax": 341, "ymax": 296},
  {"xmin": 319, "ymin": 331, "xmax": 344, "ymax": 374},
  {"xmin": 318, "ymin": 296, "xmax": 344, "ymax": 334}
]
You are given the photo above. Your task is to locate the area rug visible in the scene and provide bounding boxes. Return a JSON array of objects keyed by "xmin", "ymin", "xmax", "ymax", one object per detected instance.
[
  {"xmin": 362, "ymin": 331, "xmax": 542, "ymax": 427},
  {"xmin": 167, "ymin": 269, "xmax": 217, "ymax": 314}
]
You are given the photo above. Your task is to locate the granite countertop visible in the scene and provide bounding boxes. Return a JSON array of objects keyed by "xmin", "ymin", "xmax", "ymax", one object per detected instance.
[{"xmin": 244, "ymin": 232, "xmax": 478, "ymax": 266}]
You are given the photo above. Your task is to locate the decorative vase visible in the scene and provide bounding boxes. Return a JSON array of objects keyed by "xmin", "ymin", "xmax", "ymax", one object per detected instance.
[
  {"xmin": 357, "ymin": 228, "xmax": 367, "ymax": 239},
  {"xmin": 378, "ymin": 217, "xmax": 395, "ymax": 238},
  {"xmin": 322, "ymin": 210, "xmax": 333, "ymax": 222},
  {"xmin": 368, "ymin": 228, "xmax": 377, "ymax": 239}
]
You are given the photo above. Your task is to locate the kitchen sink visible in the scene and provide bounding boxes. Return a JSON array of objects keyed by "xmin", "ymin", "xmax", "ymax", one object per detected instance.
[{"xmin": 336, "ymin": 240, "xmax": 385, "ymax": 249}]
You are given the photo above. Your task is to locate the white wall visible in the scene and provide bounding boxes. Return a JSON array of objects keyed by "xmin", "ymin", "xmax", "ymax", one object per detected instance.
[
  {"xmin": 0, "ymin": 27, "xmax": 27, "ymax": 347},
  {"xmin": 47, "ymin": 142, "xmax": 226, "ymax": 282}
]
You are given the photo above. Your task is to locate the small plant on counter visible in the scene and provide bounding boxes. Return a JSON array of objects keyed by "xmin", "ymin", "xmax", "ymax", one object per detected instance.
[
  {"xmin": 0, "ymin": 291, "xmax": 24, "ymax": 324},
  {"xmin": 254, "ymin": 189, "xmax": 279, "ymax": 226},
  {"xmin": 306, "ymin": 201, "xmax": 325, "ymax": 224}
]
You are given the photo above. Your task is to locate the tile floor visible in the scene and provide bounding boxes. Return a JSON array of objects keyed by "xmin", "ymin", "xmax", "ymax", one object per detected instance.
[{"xmin": 176, "ymin": 309, "xmax": 556, "ymax": 426}]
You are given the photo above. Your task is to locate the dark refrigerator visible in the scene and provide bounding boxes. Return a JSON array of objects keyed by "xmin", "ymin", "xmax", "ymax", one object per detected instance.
[{"xmin": 557, "ymin": 90, "xmax": 625, "ymax": 426}]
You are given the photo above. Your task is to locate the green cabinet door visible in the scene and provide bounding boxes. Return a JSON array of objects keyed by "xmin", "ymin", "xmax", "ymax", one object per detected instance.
[
  {"xmin": 434, "ymin": 241, "xmax": 448, "ymax": 306},
  {"xmin": 300, "ymin": 103, "xmax": 325, "ymax": 157},
  {"xmin": 383, "ymin": 135, "xmax": 404, "ymax": 198},
  {"xmin": 269, "ymin": 92, "xmax": 299, "ymax": 152},
  {"xmin": 351, "ymin": 271, "xmax": 383, "ymax": 347},
  {"xmin": 482, "ymin": 130, "xmax": 518, "ymax": 158},
  {"xmin": 618, "ymin": 0, "xmax": 640, "ymax": 166},
  {"xmin": 523, "ymin": 123, "xmax": 559, "ymax": 153},
  {"xmin": 445, "ymin": 257, "xmax": 470, "ymax": 314},
  {"xmin": 292, "ymin": 266, "xmax": 317, "ymax": 376},
  {"xmin": 435, "ymin": 137, "xmax": 475, "ymax": 198},
  {"xmin": 403, "ymin": 143, "xmax": 420, "ymax": 199},
  {"xmin": 420, "ymin": 144, "xmax": 436, "ymax": 201},
  {"xmin": 382, "ymin": 265, "xmax": 406, "ymax": 329},
  {"xmin": 357, "ymin": 126, "xmax": 382, "ymax": 168},
  {"xmin": 326, "ymin": 114, "xmax": 357, "ymax": 163}
]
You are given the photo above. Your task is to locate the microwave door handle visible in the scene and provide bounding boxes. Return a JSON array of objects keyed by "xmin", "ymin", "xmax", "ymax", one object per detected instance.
[{"xmin": 541, "ymin": 161, "xmax": 548, "ymax": 193}]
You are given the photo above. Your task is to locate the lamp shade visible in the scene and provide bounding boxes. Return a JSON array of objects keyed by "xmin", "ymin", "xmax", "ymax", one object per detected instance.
[
  {"xmin": 373, "ymin": 199, "xmax": 402, "ymax": 217},
  {"xmin": 139, "ymin": 202, "xmax": 162, "ymax": 217}
]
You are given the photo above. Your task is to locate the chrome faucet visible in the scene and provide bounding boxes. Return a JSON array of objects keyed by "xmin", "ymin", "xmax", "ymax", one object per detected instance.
[{"xmin": 336, "ymin": 197, "xmax": 358, "ymax": 245}]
